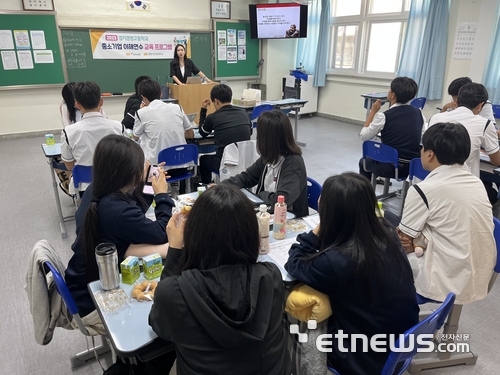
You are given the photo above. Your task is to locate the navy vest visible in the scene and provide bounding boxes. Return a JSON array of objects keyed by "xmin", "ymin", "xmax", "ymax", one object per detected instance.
[{"xmin": 381, "ymin": 105, "xmax": 423, "ymax": 160}]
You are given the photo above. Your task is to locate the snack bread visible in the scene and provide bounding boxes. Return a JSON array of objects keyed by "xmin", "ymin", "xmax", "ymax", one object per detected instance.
[
  {"xmin": 181, "ymin": 206, "xmax": 192, "ymax": 215},
  {"xmin": 132, "ymin": 281, "xmax": 158, "ymax": 301}
]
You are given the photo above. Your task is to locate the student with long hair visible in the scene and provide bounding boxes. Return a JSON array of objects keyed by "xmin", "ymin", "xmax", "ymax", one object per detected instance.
[
  {"xmin": 170, "ymin": 44, "xmax": 211, "ymax": 85},
  {"xmin": 59, "ymin": 81, "xmax": 106, "ymax": 127},
  {"xmin": 285, "ymin": 173, "xmax": 418, "ymax": 375},
  {"xmin": 149, "ymin": 184, "xmax": 290, "ymax": 375},
  {"xmin": 225, "ymin": 110, "xmax": 308, "ymax": 217},
  {"xmin": 65, "ymin": 134, "xmax": 174, "ymax": 333}
]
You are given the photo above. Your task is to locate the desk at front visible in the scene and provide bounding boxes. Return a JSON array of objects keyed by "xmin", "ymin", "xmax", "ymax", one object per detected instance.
[{"xmin": 168, "ymin": 83, "xmax": 216, "ymax": 125}]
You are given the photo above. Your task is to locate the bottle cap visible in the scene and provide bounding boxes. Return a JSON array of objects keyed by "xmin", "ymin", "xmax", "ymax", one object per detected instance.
[
  {"xmin": 278, "ymin": 195, "xmax": 285, "ymax": 203},
  {"xmin": 259, "ymin": 204, "xmax": 267, "ymax": 212}
]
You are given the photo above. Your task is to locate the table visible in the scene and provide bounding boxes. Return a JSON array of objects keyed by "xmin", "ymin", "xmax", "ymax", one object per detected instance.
[
  {"xmin": 188, "ymin": 127, "xmax": 216, "ymax": 154},
  {"xmin": 361, "ymin": 92, "xmax": 389, "ymax": 118},
  {"xmin": 480, "ymin": 154, "xmax": 500, "ymax": 184},
  {"xmin": 41, "ymin": 143, "xmax": 74, "ymax": 239},
  {"xmin": 233, "ymin": 98, "xmax": 308, "ymax": 147},
  {"xmin": 160, "ymin": 98, "xmax": 178, "ymax": 104}
]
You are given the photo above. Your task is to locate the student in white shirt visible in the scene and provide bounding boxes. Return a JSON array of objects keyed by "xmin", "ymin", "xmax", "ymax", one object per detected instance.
[
  {"xmin": 133, "ymin": 79, "xmax": 194, "ymax": 171},
  {"xmin": 398, "ymin": 123, "xmax": 496, "ymax": 305},
  {"xmin": 60, "ymin": 81, "xmax": 124, "ymax": 193}
]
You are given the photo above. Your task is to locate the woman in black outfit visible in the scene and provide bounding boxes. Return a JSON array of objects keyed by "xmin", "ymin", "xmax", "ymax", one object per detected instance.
[{"xmin": 170, "ymin": 44, "xmax": 212, "ymax": 85}]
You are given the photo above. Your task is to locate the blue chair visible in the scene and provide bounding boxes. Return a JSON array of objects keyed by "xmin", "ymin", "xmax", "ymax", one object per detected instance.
[
  {"xmin": 157, "ymin": 144, "xmax": 199, "ymax": 193},
  {"xmin": 492, "ymin": 104, "xmax": 500, "ymax": 119},
  {"xmin": 251, "ymin": 104, "xmax": 273, "ymax": 128},
  {"xmin": 306, "ymin": 177, "xmax": 322, "ymax": 211},
  {"xmin": 328, "ymin": 293, "xmax": 456, "ymax": 375},
  {"xmin": 410, "ymin": 97, "xmax": 427, "ymax": 110},
  {"xmin": 408, "ymin": 158, "xmax": 429, "ymax": 183},
  {"xmin": 72, "ymin": 165, "xmax": 92, "ymax": 189}
]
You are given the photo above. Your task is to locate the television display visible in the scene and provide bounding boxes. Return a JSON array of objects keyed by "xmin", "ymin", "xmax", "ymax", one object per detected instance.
[{"xmin": 249, "ymin": 3, "xmax": 308, "ymax": 39}]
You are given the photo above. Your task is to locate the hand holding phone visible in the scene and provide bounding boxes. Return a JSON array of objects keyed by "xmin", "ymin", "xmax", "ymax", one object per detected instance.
[{"xmin": 143, "ymin": 165, "xmax": 167, "ymax": 195}]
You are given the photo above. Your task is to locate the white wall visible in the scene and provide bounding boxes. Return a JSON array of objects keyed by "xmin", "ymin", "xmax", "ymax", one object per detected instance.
[{"xmin": 0, "ymin": 0, "xmax": 257, "ymax": 137}]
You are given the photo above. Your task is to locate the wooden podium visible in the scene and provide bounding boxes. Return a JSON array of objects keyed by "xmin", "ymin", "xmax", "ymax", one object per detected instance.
[{"xmin": 168, "ymin": 82, "xmax": 218, "ymax": 125}]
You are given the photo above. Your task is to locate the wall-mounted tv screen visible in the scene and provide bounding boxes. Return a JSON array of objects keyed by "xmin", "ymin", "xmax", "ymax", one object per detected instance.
[{"xmin": 249, "ymin": 3, "xmax": 308, "ymax": 39}]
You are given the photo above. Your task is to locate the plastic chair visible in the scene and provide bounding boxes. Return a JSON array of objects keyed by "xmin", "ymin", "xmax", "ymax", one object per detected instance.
[
  {"xmin": 72, "ymin": 165, "xmax": 92, "ymax": 189},
  {"xmin": 157, "ymin": 144, "xmax": 199, "ymax": 193},
  {"xmin": 410, "ymin": 97, "xmax": 427, "ymax": 110},
  {"xmin": 328, "ymin": 293, "xmax": 456, "ymax": 375},
  {"xmin": 251, "ymin": 104, "xmax": 273, "ymax": 128},
  {"xmin": 408, "ymin": 158, "xmax": 429, "ymax": 183},
  {"xmin": 410, "ymin": 218, "xmax": 500, "ymax": 371},
  {"xmin": 43, "ymin": 261, "xmax": 113, "ymax": 367},
  {"xmin": 306, "ymin": 177, "xmax": 322, "ymax": 211},
  {"xmin": 492, "ymin": 104, "xmax": 500, "ymax": 119}
]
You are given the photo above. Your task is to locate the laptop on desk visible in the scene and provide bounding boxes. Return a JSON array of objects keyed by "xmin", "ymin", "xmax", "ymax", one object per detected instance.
[{"xmin": 186, "ymin": 76, "xmax": 202, "ymax": 84}]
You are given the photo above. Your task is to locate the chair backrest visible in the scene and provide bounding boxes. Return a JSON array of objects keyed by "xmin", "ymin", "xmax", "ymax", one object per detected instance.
[
  {"xmin": 44, "ymin": 261, "xmax": 88, "ymax": 335},
  {"xmin": 72, "ymin": 165, "xmax": 92, "ymax": 189},
  {"xmin": 362, "ymin": 141, "xmax": 400, "ymax": 169},
  {"xmin": 409, "ymin": 158, "xmax": 429, "ymax": 182},
  {"xmin": 157, "ymin": 144, "xmax": 199, "ymax": 168},
  {"xmin": 306, "ymin": 177, "xmax": 322, "ymax": 211},
  {"xmin": 492, "ymin": 104, "xmax": 500, "ymax": 120},
  {"xmin": 381, "ymin": 293, "xmax": 456, "ymax": 375},
  {"xmin": 251, "ymin": 104, "xmax": 274, "ymax": 122},
  {"xmin": 410, "ymin": 97, "xmax": 427, "ymax": 110}
]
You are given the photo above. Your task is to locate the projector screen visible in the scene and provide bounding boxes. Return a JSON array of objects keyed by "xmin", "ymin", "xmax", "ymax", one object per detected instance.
[{"xmin": 249, "ymin": 4, "xmax": 308, "ymax": 39}]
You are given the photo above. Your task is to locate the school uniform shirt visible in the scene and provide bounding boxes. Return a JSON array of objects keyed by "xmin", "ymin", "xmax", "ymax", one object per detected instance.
[
  {"xmin": 400, "ymin": 164, "xmax": 496, "ymax": 305},
  {"xmin": 59, "ymin": 103, "xmax": 106, "ymax": 127},
  {"xmin": 60, "ymin": 112, "xmax": 124, "ymax": 191},
  {"xmin": 170, "ymin": 58, "xmax": 200, "ymax": 84},
  {"xmin": 428, "ymin": 107, "xmax": 500, "ymax": 177},
  {"xmin": 133, "ymin": 99, "xmax": 192, "ymax": 165},
  {"xmin": 360, "ymin": 103, "xmax": 425, "ymax": 160}
]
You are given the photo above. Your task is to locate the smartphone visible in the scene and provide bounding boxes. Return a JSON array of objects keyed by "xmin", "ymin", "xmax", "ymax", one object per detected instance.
[{"xmin": 142, "ymin": 164, "xmax": 162, "ymax": 195}]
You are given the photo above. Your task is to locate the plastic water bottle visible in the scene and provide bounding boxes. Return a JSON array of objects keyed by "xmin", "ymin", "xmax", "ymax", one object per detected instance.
[
  {"xmin": 376, "ymin": 201, "xmax": 384, "ymax": 218},
  {"xmin": 257, "ymin": 204, "xmax": 271, "ymax": 254},
  {"xmin": 273, "ymin": 195, "xmax": 287, "ymax": 240}
]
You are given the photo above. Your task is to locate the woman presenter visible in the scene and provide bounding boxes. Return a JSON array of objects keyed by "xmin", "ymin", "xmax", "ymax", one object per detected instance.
[{"xmin": 170, "ymin": 44, "xmax": 212, "ymax": 85}]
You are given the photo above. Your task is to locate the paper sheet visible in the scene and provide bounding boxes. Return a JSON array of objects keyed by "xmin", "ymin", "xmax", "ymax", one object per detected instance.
[
  {"xmin": 268, "ymin": 237, "xmax": 299, "ymax": 269},
  {"xmin": 238, "ymin": 46, "xmax": 246, "ymax": 60},
  {"xmin": 285, "ymin": 76, "xmax": 296, "ymax": 88},
  {"xmin": 14, "ymin": 30, "xmax": 30, "ymax": 49},
  {"xmin": 303, "ymin": 214, "xmax": 320, "ymax": 229},
  {"xmin": 30, "ymin": 30, "xmax": 46, "ymax": 49},
  {"xmin": 1, "ymin": 50, "xmax": 18, "ymax": 70},
  {"xmin": 34, "ymin": 50, "xmax": 54, "ymax": 64},
  {"xmin": 0, "ymin": 30, "xmax": 14, "ymax": 50}
]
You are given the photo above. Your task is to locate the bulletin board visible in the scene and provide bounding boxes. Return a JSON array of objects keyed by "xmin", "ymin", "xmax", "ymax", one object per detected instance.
[
  {"xmin": 0, "ymin": 12, "xmax": 65, "ymax": 88},
  {"xmin": 214, "ymin": 20, "xmax": 260, "ymax": 80}
]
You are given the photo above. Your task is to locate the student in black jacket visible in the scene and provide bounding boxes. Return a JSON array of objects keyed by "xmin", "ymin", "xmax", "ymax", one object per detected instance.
[
  {"xmin": 150, "ymin": 184, "xmax": 290, "ymax": 375},
  {"xmin": 285, "ymin": 173, "xmax": 419, "ymax": 375},
  {"xmin": 121, "ymin": 75, "xmax": 150, "ymax": 130}
]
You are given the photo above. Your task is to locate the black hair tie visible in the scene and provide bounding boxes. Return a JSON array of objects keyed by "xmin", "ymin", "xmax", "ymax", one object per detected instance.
[{"xmin": 91, "ymin": 197, "xmax": 100, "ymax": 203}]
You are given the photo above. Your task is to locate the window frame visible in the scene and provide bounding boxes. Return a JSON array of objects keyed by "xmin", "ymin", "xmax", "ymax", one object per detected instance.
[{"xmin": 328, "ymin": 0, "xmax": 410, "ymax": 78}]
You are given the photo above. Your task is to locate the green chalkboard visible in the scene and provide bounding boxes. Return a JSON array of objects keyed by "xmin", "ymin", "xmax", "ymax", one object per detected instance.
[
  {"xmin": 61, "ymin": 29, "xmax": 213, "ymax": 93},
  {"xmin": 214, "ymin": 21, "xmax": 260, "ymax": 80},
  {"xmin": 0, "ymin": 12, "xmax": 65, "ymax": 87}
]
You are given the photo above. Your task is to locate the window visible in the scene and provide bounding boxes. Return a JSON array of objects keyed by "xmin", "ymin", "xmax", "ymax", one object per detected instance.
[{"xmin": 329, "ymin": 0, "xmax": 410, "ymax": 77}]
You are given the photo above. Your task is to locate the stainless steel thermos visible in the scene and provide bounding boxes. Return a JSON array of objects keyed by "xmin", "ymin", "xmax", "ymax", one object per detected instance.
[{"xmin": 95, "ymin": 243, "xmax": 120, "ymax": 290}]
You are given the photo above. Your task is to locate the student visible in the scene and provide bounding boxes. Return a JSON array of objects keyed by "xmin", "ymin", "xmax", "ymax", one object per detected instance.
[
  {"xmin": 122, "ymin": 75, "xmax": 150, "ymax": 130},
  {"xmin": 428, "ymin": 83, "xmax": 500, "ymax": 178},
  {"xmin": 65, "ymin": 134, "xmax": 174, "ymax": 334},
  {"xmin": 285, "ymin": 172, "xmax": 419, "ymax": 375},
  {"xmin": 59, "ymin": 81, "xmax": 106, "ymax": 127},
  {"xmin": 170, "ymin": 44, "xmax": 211, "ymax": 85},
  {"xmin": 60, "ymin": 81, "xmax": 124, "ymax": 193},
  {"xmin": 149, "ymin": 184, "xmax": 290, "ymax": 375},
  {"xmin": 133, "ymin": 78, "xmax": 194, "ymax": 168},
  {"xmin": 441, "ymin": 77, "xmax": 495, "ymax": 122},
  {"xmin": 359, "ymin": 76, "xmax": 425, "ymax": 181},
  {"xmin": 198, "ymin": 84, "xmax": 252, "ymax": 184},
  {"xmin": 224, "ymin": 110, "xmax": 308, "ymax": 217},
  {"xmin": 398, "ymin": 123, "xmax": 496, "ymax": 305}
]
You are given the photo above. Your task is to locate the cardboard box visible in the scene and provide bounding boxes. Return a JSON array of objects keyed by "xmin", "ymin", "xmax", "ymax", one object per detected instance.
[
  {"xmin": 142, "ymin": 253, "xmax": 162, "ymax": 280},
  {"xmin": 120, "ymin": 256, "xmax": 140, "ymax": 284}
]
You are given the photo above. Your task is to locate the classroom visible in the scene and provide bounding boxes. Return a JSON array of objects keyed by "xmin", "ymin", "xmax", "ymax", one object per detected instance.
[{"xmin": 1, "ymin": 0, "xmax": 500, "ymax": 374}]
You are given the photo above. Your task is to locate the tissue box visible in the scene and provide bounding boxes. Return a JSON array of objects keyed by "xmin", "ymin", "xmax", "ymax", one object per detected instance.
[
  {"xmin": 232, "ymin": 98, "xmax": 256, "ymax": 106},
  {"xmin": 143, "ymin": 253, "xmax": 162, "ymax": 280},
  {"xmin": 120, "ymin": 256, "xmax": 140, "ymax": 284}
]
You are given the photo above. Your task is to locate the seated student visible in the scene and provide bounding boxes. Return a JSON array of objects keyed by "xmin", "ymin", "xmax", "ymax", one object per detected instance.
[
  {"xmin": 441, "ymin": 77, "xmax": 495, "ymax": 122},
  {"xmin": 398, "ymin": 123, "xmax": 496, "ymax": 305},
  {"xmin": 285, "ymin": 172, "xmax": 418, "ymax": 375},
  {"xmin": 359, "ymin": 76, "xmax": 425, "ymax": 181},
  {"xmin": 133, "ymin": 78, "xmax": 194, "ymax": 168},
  {"xmin": 428, "ymin": 83, "xmax": 500, "ymax": 178},
  {"xmin": 198, "ymin": 84, "xmax": 252, "ymax": 184},
  {"xmin": 122, "ymin": 75, "xmax": 150, "ymax": 130},
  {"xmin": 65, "ymin": 135, "xmax": 174, "ymax": 335},
  {"xmin": 149, "ymin": 184, "xmax": 290, "ymax": 375},
  {"xmin": 224, "ymin": 110, "xmax": 308, "ymax": 217},
  {"xmin": 60, "ymin": 81, "xmax": 123, "ymax": 193},
  {"xmin": 59, "ymin": 81, "xmax": 106, "ymax": 127}
]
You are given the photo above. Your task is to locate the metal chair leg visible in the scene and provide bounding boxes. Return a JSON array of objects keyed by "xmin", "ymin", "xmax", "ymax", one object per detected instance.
[{"xmin": 69, "ymin": 335, "xmax": 111, "ymax": 369}]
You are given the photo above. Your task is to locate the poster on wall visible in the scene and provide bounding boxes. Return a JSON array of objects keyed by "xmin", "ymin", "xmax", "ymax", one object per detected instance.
[
  {"xmin": 217, "ymin": 30, "xmax": 226, "ymax": 45},
  {"xmin": 238, "ymin": 30, "xmax": 246, "ymax": 45},
  {"xmin": 0, "ymin": 30, "xmax": 14, "ymax": 50},
  {"xmin": 1, "ymin": 50, "xmax": 18, "ymax": 70},
  {"xmin": 90, "ymin": 30, "xmax": 190, "ymax": 59},
  {"xmin": 238, "ymin": 46, "xmax": 246, "ymax": 60},
  {"xmin": 30, "ymin": 30, "xmax": 46, "ymax": 49},
  {"xmin": 14, "ymin": 30, "xmax": 30, "ymax": 49},
  {"xmin": 126, "ymin": 1, "xmax": 150, "ymax": 11},
  {"xmin": 453, "ymin": 22, "xmax": 476, "ymax": 60},
  {"xmin": 218, "ymin": 45, "xmax": 226, "ymax": 61},
  {"xmin": 227, "ymin": 46, "xmax": 237, "ymax": 63},
  {"xmin": 227, "ymin": 29, "xmax": 236, "ymax": 46},
  {"xmin": 17, "ymin": 50, "xmax": 34, "ymax": 69}
]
